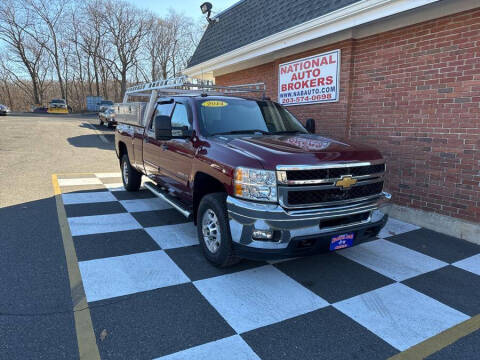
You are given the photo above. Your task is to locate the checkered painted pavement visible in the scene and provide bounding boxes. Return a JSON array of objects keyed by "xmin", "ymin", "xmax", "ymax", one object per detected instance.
[{"xmin": 57, "ymin": 173, "xmax": 480, "ymax": 359}]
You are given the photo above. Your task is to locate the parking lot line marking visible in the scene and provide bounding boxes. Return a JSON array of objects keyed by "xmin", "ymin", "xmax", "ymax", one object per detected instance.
[
  {"xmin": 85, "ymin": 121, "xmax": 109, "ymax": 144},
  {"xmin": 95, "ymin": 172, "xmax": 121, "ymax": 178},
  {"xmin": 58, "ymin": 178, "xmax": 103, "ymax": 186},
  {"xmin": 52, "ymin": 173, "xmax": 61, "ymax": 195},
  {"xmin": 388, "ymin": 314, "xmax": 480, "ymax": 360},
  {"xmin": 52, "ymin": 174, "xmax": 101, "ymax": 360},
  {"xmin": 56, "ymin": 172, "xmax": 101, "ymax": 176}
]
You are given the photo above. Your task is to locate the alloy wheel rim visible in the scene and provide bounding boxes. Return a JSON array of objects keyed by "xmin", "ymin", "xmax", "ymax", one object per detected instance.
[
  {"xmin": 202, "ymin": 209, "xmax": 221, "ymax": 254},
  {"xmin": 122, "ymin": 161, "xmax": 129, "ymax": 185}
]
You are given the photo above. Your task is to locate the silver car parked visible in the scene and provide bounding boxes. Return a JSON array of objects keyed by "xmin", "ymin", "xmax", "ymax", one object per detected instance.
[{"xmin": 0, "ymin": 104, "xmax": 10, "ymax": 115}]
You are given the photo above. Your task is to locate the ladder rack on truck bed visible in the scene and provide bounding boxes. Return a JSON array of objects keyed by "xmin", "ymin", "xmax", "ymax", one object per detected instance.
[{"xmin": 117, "ymin": 76, "xmax": 266, "ymax": 127}]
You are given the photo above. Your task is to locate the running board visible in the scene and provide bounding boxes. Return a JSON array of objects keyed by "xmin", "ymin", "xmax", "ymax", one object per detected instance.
[{"xmin": 144, "ymin": 182, "xmax": 192, "ymax": 219}]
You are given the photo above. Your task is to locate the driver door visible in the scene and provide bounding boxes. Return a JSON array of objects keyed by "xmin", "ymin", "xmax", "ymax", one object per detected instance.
[
  {"xmin": 156, "ymin": 101, "xmax": 195, "ymax": 200},
  {"xmin": 143, "ymin": 101, "xmax": 174, "ymax": 181}
]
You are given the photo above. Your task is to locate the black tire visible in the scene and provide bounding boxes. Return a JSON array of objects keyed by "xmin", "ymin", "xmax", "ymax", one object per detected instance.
[
  {"xmin": 197, "ymin": 193, "xmax": 240, "ymax": 267},
  {"xmin": 99, "ymin": 117, "xmax": 103, "ymax": 126},
  {"xmin": 121, "ymin": 154, "xmax": 141, "ymax": 191}
]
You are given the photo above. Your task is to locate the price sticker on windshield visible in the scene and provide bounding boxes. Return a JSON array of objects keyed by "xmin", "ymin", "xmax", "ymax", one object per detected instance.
[{"xmin": 202, "ymin": 100, "xmax": 228, "ymax": 107}]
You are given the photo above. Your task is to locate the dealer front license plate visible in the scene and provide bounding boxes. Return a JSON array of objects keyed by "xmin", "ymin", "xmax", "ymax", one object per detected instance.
[{"xmin": 330, "ymin": 233, "xmax": 354, "ymax": 251}]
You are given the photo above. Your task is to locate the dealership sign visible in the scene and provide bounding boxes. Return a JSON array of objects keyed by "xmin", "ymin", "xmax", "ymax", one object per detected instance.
[{"xmin": 278, "ymin": 49, "xmax": 340, "ymax": 106}]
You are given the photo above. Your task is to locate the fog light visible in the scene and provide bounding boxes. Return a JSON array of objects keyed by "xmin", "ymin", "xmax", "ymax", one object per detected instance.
[{"xmin": 252, "ymin": 229, "xmax": 274, "ymax": 240}]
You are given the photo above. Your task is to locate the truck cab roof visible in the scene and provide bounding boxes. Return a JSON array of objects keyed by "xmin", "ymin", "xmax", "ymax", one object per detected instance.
[{"xmin": 158, "ymin": 94, "xmax": 271, "ymax": 103}]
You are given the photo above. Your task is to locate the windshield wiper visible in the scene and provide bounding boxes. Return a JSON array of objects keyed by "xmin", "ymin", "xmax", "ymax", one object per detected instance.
[
  {"xmin": 271, "ymin": 130, "xmax": 306, "ymax": 135},
  {"xmin": 212, "ymin": 129, "xmax": 269, "ymax": 135}
]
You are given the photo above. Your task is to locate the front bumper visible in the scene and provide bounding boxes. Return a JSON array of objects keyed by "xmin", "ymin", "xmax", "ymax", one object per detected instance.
[
  {"xmin": 48, "ymin": 107, "xmax": 69, "ymax": 114},
  {"xmin": 227, "ymin": 192, "xmax": 391, "ymax": 259}
]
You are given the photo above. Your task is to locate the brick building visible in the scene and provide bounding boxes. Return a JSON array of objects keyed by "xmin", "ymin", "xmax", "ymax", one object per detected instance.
[{"xmin": 184, "ymin": 0, "xmax": 480, "ymax": 241}]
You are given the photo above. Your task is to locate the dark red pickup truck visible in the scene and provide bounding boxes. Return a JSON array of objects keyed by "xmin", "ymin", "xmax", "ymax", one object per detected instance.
[{"xmin": 115, "ymin": 92, "xmax": 391, "ymax": 266}]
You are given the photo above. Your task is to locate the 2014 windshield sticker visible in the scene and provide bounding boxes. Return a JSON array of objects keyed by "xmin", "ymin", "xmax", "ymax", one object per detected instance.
[{"xmin": 202, "ymin": 100, "xmax": 228, "ymax": 107}]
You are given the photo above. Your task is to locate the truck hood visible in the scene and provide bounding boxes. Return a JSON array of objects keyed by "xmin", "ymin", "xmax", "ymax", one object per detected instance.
[{"xmin": 214, "ymin": 133, "xmax": 383, "ymax": 170}]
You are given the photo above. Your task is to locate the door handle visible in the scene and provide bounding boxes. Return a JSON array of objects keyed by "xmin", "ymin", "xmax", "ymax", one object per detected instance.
[{"xmin": 161, "ymin": 143, "xmax": 168, "ymax": 151}]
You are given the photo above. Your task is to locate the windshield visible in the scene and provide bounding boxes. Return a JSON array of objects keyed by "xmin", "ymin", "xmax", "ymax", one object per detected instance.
[
  {"xmin": 51, "ymin": 99, "xmax": 65, "ymax": 104},
  {"xmin": 101, "ymin": 101, "xmax": 113, "ymax": 105},
  {"xmin": 196, "ymin": 98, "xmax": 307, "ymax": 136}
]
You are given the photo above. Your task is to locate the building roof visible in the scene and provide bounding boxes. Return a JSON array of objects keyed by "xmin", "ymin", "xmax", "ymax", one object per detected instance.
[{"xmin": 188, "ymin": 0, "xmax": 362, "ymax": 68}]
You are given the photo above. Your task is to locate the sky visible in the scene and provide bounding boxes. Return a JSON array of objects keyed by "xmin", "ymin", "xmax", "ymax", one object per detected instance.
[{"xmin": 125, "ymin": 0, "xmax": 240, "ymax": 19}]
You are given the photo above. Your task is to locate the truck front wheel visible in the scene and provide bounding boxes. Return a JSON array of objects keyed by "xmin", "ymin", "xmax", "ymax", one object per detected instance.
[
  {"xmin": 121, "ymin": 154, "xmax": 141, "ymax": 191},
  {"xmin": 197, "ymin": 193, "xmax": 240, "ymax": 267}
]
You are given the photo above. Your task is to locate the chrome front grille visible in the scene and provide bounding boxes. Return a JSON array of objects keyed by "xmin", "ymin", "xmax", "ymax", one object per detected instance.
[
  {"xmin": 287, "ymin": 181, "xmax": 384, "ymax": 205},
  {"xmin": 286, "ymin": 163, "xmax": 385, "ymax": 182},
  {"xmin": 277, "ymin": 160, "xmax": 385, "ymax": 209}
]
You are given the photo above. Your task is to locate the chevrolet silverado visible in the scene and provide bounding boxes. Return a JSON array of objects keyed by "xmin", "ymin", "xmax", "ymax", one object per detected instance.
[{"xmin": 115, "ymin": 81, "xmax": 391, "ymax": 267}]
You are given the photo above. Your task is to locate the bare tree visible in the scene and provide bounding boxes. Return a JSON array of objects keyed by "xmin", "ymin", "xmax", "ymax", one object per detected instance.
[
  {"xmin": 0, "ymin": 0, "xmax": 44, "ymax": 104},
  {"xmin": 25, "ymin": 0, "xmax": 69, "ymax": 100},
  {"xmin": 0, "ymin": 0, "xmax": 203, "ymax": 110},
  {"xmin": 146, "ymin": 16, "xmax": 173, "ymax": 81},
  {"xmin": 70, "ymin": 12, "xmax": 86, "ymax": 103},
  {"xmin": 102, "ymin": 0, "xmax": 150, "ymax": 95},
  {"xmin": 0, "ymin": 56, "xmax": 14, "ymax": 108}
]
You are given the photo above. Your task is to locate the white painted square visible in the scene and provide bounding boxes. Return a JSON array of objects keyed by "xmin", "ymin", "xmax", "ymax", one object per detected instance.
[
  {"xmin": 194, "ymin": 265, "xmax": 328, "ymax": 333},
  {"xmin": 334, "ymin": 283, "xmax": 469, "ymax": 351},
  {"xmin": 155, "ymin": 335, "xmax": 260, "ymax": 360},
  {"xmin": 79, "ymin": 250, "xmax": 190, "ymax": 302},
  {"xmin": 62, "ymin": 191, "xmax": 117, "ymax": 205},
  {"xmin": 58, "ymin": 178, "xmax": 102, "ymax": 186},
  {"xmin": 95, "ymin": 172, "xmax": 122, "ymax": 178},
  {"xmin": 120, "ymin": 198, "xmax": 171, "ymax": 212},
  {"xmin": 377, "ymin": 218, "xmax": 420, "ymax": 239},
  {"xmin": 68, "ymin": 213, "xmax": 142, "ymax": 236},
  {"xmin": 339, "ymin": 239, "xmax": 447, "ymax": 281},
  {"xmin": 453, "ymin": 254, "xmax": 480, "ymax": 276},
  {"xmin": 145, "ymin": 223, "xmax": 199, "ymax": 249},
  {"xmin": 104, "ymin": 183, "xmax": 125, "ymax": 191}
]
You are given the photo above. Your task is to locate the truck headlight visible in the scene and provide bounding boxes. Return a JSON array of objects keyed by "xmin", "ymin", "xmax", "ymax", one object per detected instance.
[{"xmin": 234, "ymin": 167, "xmax": 277, "ymax": 202}]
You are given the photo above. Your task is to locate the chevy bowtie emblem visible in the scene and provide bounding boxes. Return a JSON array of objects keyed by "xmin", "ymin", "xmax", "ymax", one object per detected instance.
[{"xmin": 335, "ymin": 175, "xmax": 357, "ymax": 189}]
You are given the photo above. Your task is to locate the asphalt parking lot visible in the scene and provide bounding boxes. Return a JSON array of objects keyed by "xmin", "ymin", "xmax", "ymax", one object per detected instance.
[{"xmin": 1, "ymin": 113, "xmax": 479, "ymax": 359}]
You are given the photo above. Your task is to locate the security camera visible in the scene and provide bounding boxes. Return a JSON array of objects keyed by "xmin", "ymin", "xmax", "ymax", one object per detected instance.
[
  {"xmin": 200, "ymin": 2, "xmax": 218, "ymax": 24},
  {"xmin": 200, "ymin": 2, "xmax": 212, "ymax": 14}
]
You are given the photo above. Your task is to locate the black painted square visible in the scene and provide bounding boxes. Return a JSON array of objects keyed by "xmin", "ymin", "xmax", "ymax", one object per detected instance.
[
  {"xmin": 166, "ymin": 245, "xmax": 266, "ymax": 281},
  {"xmin": 89, "ymin": 283, "xmax": 235, "ymax": 359},
  {"xmin": 387, "ymin": 228, "xmax": 480, "ymax": 263},
  {"xmin": 403, "ymin": 265, "xmax": 480, "ymax": 316},
  {"xmin": 132, "ymin": 208, "xmax": 189, "ymax": 228},
  {"xmin": 242, "ymin": 306, "xmax": 398, "ymax": 360},
  {"xmin": 112, "ymin": 189, "xmax": 156, "ymax": 201},
  {"xmin": 74, "ymin": 229, "xmax": 160, "ymax": 261},
  {"xmin": 275, "ymin": 252, "xmax": 394, "ymax": 303},
  {"xmin": 65, "ymin": 201, "xmax": 126, "ymax": 218}
]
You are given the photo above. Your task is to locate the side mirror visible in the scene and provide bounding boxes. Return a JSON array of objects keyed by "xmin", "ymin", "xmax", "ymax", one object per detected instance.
[
  {"xmin": 172, "ymin": 125, "xmax": 192, "ymax": 138},
  {"xmin": 305, "ymin": 118, "xmax": 315, "ymax": 134},
  {"xmin": 154, "ymin": 115, "xmax": 172, "ymax": 140}
]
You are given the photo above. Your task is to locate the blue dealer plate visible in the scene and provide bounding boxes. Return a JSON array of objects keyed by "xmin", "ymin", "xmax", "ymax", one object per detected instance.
[{"xmin": 330, "ymin": 232, "xmax": 355, "ymax": 251}]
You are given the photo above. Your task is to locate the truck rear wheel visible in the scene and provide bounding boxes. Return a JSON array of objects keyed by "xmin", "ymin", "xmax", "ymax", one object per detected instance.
[
  {"xmin": 197, "ymin": 193, "xmax": 240, "ymax": 267},
  {"xmin": 121, "ymin": 154, "xmax": 141, "ymax": 191}
]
